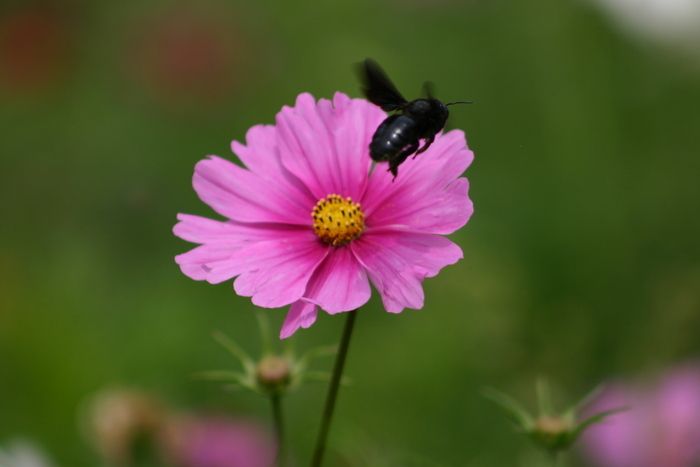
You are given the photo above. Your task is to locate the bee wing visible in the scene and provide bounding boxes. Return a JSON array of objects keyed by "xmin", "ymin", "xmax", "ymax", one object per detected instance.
[
  {"xmin": 358, "ymin": 58, "xmax": 408, "ymax": 111},
  {"xmin": 422, "ymin": 81, "xmax": 436, "ymax": 99}
]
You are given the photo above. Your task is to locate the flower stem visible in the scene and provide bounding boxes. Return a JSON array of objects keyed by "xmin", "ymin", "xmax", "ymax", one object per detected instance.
[
  {"xmin": 271, "ymin": 392, "xmax": 285, "ymax": 466},
  {"xmin": 310, "ymin": 309, "xmax": 358, "ymax": 467},
  {"xmin": 551, "ymin": 451, "xmax": 562, "ymax": 467}
]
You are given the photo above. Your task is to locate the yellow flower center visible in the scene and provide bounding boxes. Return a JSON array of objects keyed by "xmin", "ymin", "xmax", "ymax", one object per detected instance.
[{"xmin": 312, "ymin": 194, "xmax": 365, "ymax": 247}]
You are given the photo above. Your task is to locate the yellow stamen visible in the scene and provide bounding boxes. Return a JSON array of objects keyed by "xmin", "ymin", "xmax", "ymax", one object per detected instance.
[{"xmin": 311, "ymin": 194, "xmax": 365, "ymax": 247}]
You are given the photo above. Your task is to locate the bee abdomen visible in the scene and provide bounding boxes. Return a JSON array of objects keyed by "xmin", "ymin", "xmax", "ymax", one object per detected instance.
[{"xmin": 369, "ymin": 115, "xmax": 416, "ymax": 161}]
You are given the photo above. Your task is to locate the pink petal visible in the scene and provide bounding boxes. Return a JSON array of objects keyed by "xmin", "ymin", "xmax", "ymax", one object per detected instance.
[
  {"xmin": 280, "ymin": 300, "xmax": 318, "ymax": 339},
  {"xmin": 304, "ymin": 247, "xmax": 371, "ymax": 314},
  {"xmin": 368, "ymin": 177, "xmax": 471, "ymax": 235},
  {"xmin": 193, "ymin": 156, "xmax": 311, "ymax": 225},
  {"xmin": 278, "ymin": 248, "xmax": 370, "ymax": 338},
  {"xmin": 173, "ymin": 214, "xmax": 285, "ymax": 246},
  {"xmin": 351, "ymin": 231, "xmax": 463, "ymax": 313},
  {"xmin": 231, "ymin": 124, "xmax": 316, "ymax": 206},
  {"xmin": 232, "ymin": 247, "xmax": 326, "ymax": 309},
  {"xmin": 362, "ymin": 129, "xmax": 474, "ymax": 234},
  {"xmin": 275, "ymin": 93, "xmax": 384, "ymax": 200},
  {"xmin": 173, "ymin": 214, "xmax": 307, "ymax": 281},
  {"xmin": 230, "ymin": 124, "xmax": 279, "ymax": 177},
  {"xmin": 318, "ymin": 93, "xmax": 386, "ymax": 200},
  {"xmin": 176, "ymin": 243, "xmax": 236, "ymax": 281},
  {"xmin": 176, "ymin": 229, "xmax": 328, "ymax": 308}
]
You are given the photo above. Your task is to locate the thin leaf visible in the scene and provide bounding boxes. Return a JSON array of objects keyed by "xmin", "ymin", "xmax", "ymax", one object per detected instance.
[
  {"xmin": 212, "ymin": 331, "xmax": 255, "ymax": 374},
  {"xmin": 195, "ymin": 370, "xmax": 259, "ymax": 393},
  {"xmin": 482, "ymin": 387, "xmax": 534, "ymax": 430},
  {"xmin": 564, "ymin": 384, "xmax": 605, "ymax": 420},
  {"xmin": 569, "ymin": 406, "xmax": 629, "ymax": 442}
]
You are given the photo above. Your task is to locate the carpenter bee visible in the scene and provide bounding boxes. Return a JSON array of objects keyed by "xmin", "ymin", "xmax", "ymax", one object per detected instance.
[{"xmin": 358, "ymin": 58, "xmax": 471, "ymax": 178}]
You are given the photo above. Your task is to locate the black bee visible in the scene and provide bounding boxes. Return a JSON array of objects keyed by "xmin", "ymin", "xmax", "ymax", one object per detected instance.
[{"xmin": 358, "ymin": 58, "xmax": 471, "ymax": 178}]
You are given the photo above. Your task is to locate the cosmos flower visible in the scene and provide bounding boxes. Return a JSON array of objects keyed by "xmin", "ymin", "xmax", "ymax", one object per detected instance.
[
  {"xmin": 581, "ymin": 365, "xmax": 700, "ymax": 467},
  {"xmin": 162, "ymin": 415, "xmax": 275, "ymax": 467},
  {"xmin": 174, "ymin": 92, "xmax": 474, "ymax": 338}
]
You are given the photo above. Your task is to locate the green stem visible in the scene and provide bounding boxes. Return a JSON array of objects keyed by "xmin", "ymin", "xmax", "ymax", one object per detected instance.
[
  {"xmin": 551, "ymin": 451, "xmax": 562, "ymax": 467},
  {"xmin": 310, "ymin": 309, "xmax": 358, "ymax": 467},
  {"xmin": 271, "ymin": 392, "xmax": 285, "ymax": 466}
]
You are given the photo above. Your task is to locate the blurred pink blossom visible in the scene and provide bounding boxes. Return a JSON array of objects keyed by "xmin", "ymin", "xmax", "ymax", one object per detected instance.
[
  {"xmin": 582, "ymin": 365, "xmax": 700, "ymax": 467},
  {"xmin": 163, "ymin": 416, "xmax": 275, "ymax": 467}
]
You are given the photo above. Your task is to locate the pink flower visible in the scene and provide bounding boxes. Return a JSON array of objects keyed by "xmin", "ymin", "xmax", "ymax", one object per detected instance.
[
  {"xmin": 174, "ymin": 92, "xmax": 474, "ymax": 338},
  {"xmin": 163, "ymin": 416, "xmax": 275, "ymax": 467},
  {"xmin": 582, "ymin": 365, "xmax": 700, "ymax": 467}
]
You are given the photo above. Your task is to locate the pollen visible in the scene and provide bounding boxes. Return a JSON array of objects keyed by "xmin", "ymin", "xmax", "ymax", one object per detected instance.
[{"xmin": 311, "ymin": 194, "xmax": 365, "ymax": 247}]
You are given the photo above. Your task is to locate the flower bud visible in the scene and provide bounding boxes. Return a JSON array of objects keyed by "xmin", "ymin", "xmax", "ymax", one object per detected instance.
[
  {"xmin": 531, "ymin": 415, "xmax": 573, "ymax": 451},
  {"xmin": 202, "ymin": 330, "xmax": 337, "ymax": 397},
  {"xmin": 485, "ymin": 381, "xmax": 627, "ymax": 455},
  {"xmin": 256, "ymin": 355, "xmax": 292, "ymax": 393}
]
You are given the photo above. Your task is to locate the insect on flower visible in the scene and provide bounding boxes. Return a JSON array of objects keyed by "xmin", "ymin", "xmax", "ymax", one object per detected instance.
[
  {"xmin": 358, "ymin": 58, "xmax": 472, "ymax": 178},
  {"xmin": 174, "ymin": 92, "xmax": 474, "ymax": 338}
]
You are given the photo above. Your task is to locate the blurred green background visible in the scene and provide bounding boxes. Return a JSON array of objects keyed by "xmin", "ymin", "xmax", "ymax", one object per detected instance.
[{"xmin": 1, "ymin": 0, "xmax": 699, "ymax": 465}]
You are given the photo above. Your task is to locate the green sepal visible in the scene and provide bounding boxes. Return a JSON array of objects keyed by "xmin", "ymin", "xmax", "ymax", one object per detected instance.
[{"xmin": 482, "ymin": 387, "xmax": 534, "ymax": 431}]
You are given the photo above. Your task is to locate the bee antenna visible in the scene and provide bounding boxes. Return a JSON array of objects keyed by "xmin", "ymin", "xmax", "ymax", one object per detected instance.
[{"xmin": 445, "ymin": 100, "xmax": 473, "ymax": 106}]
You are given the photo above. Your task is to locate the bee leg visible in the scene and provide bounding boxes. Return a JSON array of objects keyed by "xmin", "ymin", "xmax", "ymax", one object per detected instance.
[
  {"xmin": 388, "ymin": 142, "xmax": 419, "ymax": 180},
  {"xmin": 389, "ymin": 164, "xmax": 399, "ymax": 179},
  {"xmin": 412, "ymin": 135, "xmax": 435, "ymax": 159}
]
